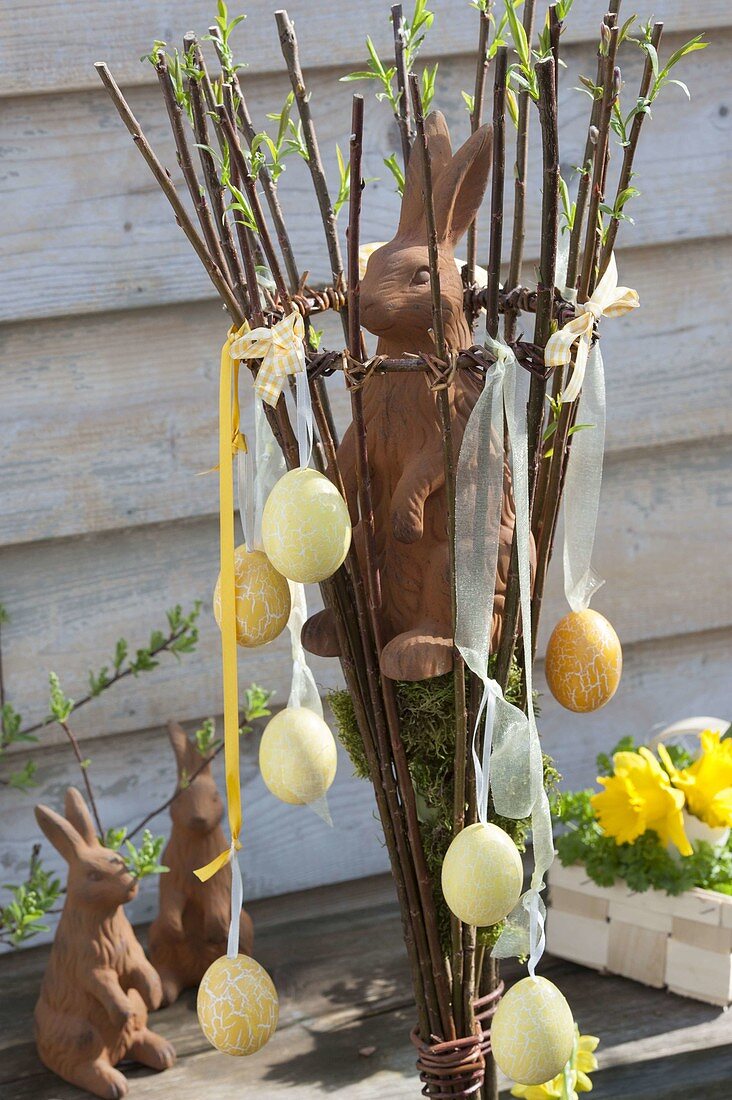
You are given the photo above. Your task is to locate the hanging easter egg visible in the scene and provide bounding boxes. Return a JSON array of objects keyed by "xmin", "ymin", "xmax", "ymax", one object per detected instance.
[
  {"xmin": 491, "ymin": 976, "xmax": 575, "ymax": 1086},
  {"xmin": 262, "ymin": 468, "xmax": 351, "ymax": 584},
  {"xmin": 259, "ymin": 707, "xmax": 338, "ymax": 805},
  {"xmin": 213, "ymin": 546, "xmax": 290, "ymax": 648},
  {"xmin": 441, "ymin": 822, "xmax": 523, "ymax": 927},
  {"xmin": 544, "ymin": 608, "xmax": 622, "ymax": 713},
  {"xmin": 197, "ymin": 954, "xmax": 279, "ymax": 1056}
]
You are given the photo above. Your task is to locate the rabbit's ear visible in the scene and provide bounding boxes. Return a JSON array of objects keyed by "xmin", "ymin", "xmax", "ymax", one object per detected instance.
[
  {"xmin": 433, "ymin": 123, "xmax": 493, "ymax": 246},
  {"xmin": 167, "ymin": 720, "xmax": 191, "ymax": 768},
  {"xmin": 35, "ymin": 803, "xmax": 85, "ymax": 863},
  {"xmin": 397, "ymin": 111, "xmax": 453, "ymax": 239},
  {"xmin": 64, "ymin": 787, "xmax": 98, "ymax": 846}
]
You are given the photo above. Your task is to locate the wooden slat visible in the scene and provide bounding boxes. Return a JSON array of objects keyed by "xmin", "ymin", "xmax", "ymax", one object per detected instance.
[
  {"xmin": 0, "ymin": 0, "xmax": 725, "ymax": 99},
  {"xmin": 2, "ymin": 28, "xmax": 728, "ymax": 323},
  {"xmin": 1, "ymin": 456, "xmax": 729, "ymax": 753},
  {"xmin": 0, "ymin": 715, "xmax": 390, "ymax": 954},
  {"xmin": 2, "ymin": 236, "xmax": 729, "ymax": 548},
  {"xmin": 536, "ymin": 626, "xmax": 732, "ymax": 795}
]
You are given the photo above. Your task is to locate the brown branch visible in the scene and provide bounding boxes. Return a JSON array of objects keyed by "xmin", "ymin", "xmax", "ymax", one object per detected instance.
[
  {"xmin": 275, "ymin": 11, "xmax": 345, "ymax": 294},
  {"xmin": 59, "ymin": 721, "xmax": 104, "ymax": 838},
  {"xmin": 494, "ymin": 55, "xmax": 558, "ymax": 689},
  {"xmin": 466, "ymin": 3, "xmax": 493, "ymax": 285},
  {"xmin": 578, "ymin": 27, "xmax": 620, "ymax": 301},
  {"xmin": 411, "ymin": 70, "xmax": 468, "ymax": 1037},
  {"xmin": 599, "ymin": 21, "xmax": 663, "ymax": 275},
  {"xmin": 391, "ymin": 4, "xmax": 413, "ymax": 168},
  {"xmin": 503, "ymin": 0, "xmax": 537, "ymax": 342},
  {"xmin": 94, "ymin": 63, "xmax": 243, "ymax": 324},
  {"xmin": 485, "ymin": 46, "xmax": 508, "ymax": 340}
]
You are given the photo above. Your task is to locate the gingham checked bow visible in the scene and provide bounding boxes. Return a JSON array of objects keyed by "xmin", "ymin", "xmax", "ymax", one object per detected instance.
[
  {"xmin": 230, "ymin": 311, "xmax": 306, "ymax": 407},
  {"xmin": 545, "ymin": 253, "xmax": 638, "ymax": 402}
]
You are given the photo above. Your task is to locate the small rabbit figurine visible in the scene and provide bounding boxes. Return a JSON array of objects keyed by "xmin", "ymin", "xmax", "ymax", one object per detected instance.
[
  {"xmin": 148, "ymin": 720, "xmax": 254, "ymax": 1005},
  {"xmin": 34, "ymin": 787, "xmax": 175, "ymax": 1099},
  {"xmin": 304, "ymin": 112, "xmax": 526, "ymax": 680}
]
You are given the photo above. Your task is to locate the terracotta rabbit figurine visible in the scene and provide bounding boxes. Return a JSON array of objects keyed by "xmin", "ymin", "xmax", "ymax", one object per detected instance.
[
  {"xmin": 34, "ymin": 787, "xmax": 175, "ymax": 1099},
  {"xmin": 148, "ymin": 720, "xmax": 254, "ymax": 1005},
  {"xmin": 304, "ymin": 112, "xmax": 527, "ymax": 680}
]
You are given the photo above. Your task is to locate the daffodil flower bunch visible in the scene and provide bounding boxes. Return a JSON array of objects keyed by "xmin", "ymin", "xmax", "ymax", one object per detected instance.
[
  {"xmin": 510, "ymin": 1025, "xmax": 599, "ymax": 1100},
  {"xmin": 591, "ymin": 731, "xmax": 732, "ymax": 855}
]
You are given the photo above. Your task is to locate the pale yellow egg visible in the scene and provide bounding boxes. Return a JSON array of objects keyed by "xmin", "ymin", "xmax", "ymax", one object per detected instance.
[
  {"xmin": 441, "ymin": 822, "xmax": 523, "ymax": 927},
  {"xmin": 261, "ymin": 468, "xmax": 351, "ymax": 584},
  {"xmin": 259, "ymin": 707, "xmax": 338, "ymax": 805},
  {"xmin": 197, "ymin": 954, "xmax": 279, "ymax": 1056},
  {"xmin": 545, "ymin": 608, "xmax": 622, "ymax": 713},
  {"xmin": 491, "ymin": 975, "xmax": 575, "ymax": 1086},
  {"xmin": 213, "ymin": 546, "xmax": 290, "ymax": 648}
]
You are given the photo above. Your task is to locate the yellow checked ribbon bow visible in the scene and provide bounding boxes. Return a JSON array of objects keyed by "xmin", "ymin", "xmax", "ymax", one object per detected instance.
[
  {"xmin": 230, "ymin": 311, "xmax": 306, "ymax": 407},
  {"xmin": 195, "ymin": 324, "xmax": 248, "ymax": 885},
  {"xmin": 545, "ymin": 252, "xmax": 638, "ymax": 402}
]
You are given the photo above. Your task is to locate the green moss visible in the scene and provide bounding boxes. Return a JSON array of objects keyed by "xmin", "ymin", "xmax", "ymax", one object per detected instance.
[
  {"xmin": 328, "ymin": 661, "xmax": 558, "ymax": 956},
  {"xmin": 327, "ymin": 689, "xmax": 369, "ymax": 778}
]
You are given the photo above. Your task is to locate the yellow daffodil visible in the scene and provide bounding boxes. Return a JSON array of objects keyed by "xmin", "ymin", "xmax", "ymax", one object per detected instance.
[
  {"xmin": 511, "ymin": 1026, "xmax": 599, "ymax": 1099},
  {"xmin": 660, "ymin": 731, "xmax": 732, "ymax": 830},
  {"xmin": 591, "ymin": 747, "xmax": 692, "ymax": 856}
]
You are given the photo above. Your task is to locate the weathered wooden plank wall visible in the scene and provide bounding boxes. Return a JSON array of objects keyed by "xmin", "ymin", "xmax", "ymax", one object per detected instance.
[{"xmin": 1, "ymin": 0, "xmax": 730, "ymax": 945}]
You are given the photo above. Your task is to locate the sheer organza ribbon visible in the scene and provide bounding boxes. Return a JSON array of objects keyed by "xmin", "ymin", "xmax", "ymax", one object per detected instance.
[
  {"xmin": 455, "ymin": 336, "xmax": 553, "ymax": 974},
  {"xmin": 546, "ymin": 253, "xmax": 638, "ymax": 611}
]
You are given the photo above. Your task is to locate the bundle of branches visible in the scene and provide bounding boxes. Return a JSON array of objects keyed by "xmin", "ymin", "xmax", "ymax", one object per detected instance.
[{"xmin": 96, "ymin": 3, "xmax": 703, "ymax": 1096}]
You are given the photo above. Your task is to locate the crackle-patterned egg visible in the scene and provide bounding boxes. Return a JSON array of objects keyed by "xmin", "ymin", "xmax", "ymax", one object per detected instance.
[
  {"xmin": 259, "ymin": 707, "xmax": 337, "ymax": 805},
  {"xmin": 441, "ymin": 822, "xmax": 523, "ymax": 927},
  {"xmin": 213, "ymin": 547, "xmax": 290, "ymax": 648},
  {"xmin": 491, "ymin": 975, "xmax": 575, "ymax": 1086},
  {"xmin": 261, "ymin": 468, "xmax": 352, "ymax": 584},
  {"xmin": 197, "ymin": 954, "xmax": 279, "ymax": 1056},
  {"xmin": 545, "ymin": 608, "xmax": 622, "ymax": 713}
]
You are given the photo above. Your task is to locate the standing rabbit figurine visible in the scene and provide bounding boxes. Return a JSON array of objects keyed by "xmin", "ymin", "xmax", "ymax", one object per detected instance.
[
  {"xmin": 148, "ymin": 720, "xmax": 254, "ymax": 1005},
  {"xmin": 304, "ymin": 112, "xmax": 527, "ymax": 680},
  {"xmin": 34, "ymin": 787, "xmax": 175, "ymax": 1099}
]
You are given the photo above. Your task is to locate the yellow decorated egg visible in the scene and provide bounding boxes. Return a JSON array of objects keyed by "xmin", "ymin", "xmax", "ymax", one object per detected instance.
[
  {"xmin": 441, "ymin": 822, "xmax": 523, "ymax": 927},
  {"xmin": 491, "ymin": 976, "xmax": 575, "ymax": 1085},
  {"xmin": 197, "ymin": 954, "xmax": 279, "ymax": 1056},
  {"xmin": 213, "ymin": 546, "xmax": 290, "ymax": 648},
  {"xmin": 259, "ymin": 707, "xmax": 338, "ymax": 805},
  {"xmin": 545, "ymin": 608, "xmax": 622, "ymax": 713},
  {"xmin": 261, "ymin": 468, "xmax": 351, "ymax": 584}
]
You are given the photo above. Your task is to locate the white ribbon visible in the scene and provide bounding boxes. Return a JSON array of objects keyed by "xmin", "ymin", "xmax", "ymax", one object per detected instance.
[
  {"xmin": 562, "ymin": 341, "xmax": 606, "ymax": 611},
  {"xmin": 227, "ymin": 838, "xmax": 243, "ymax": 959},
  {"xmin": 455, "ymin": 336, "xmax": 554, "ymax": 966}
]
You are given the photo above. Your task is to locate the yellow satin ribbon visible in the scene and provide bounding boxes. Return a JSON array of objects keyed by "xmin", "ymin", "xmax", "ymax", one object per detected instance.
[
  {"xmin": 195, "ymin": 325, "xmax": 248, "ymax": 883},
  {"xmin": 545, "ymin": 252, "xmax": 639, "ymax": 402},
  {"xmin": 230, "ymin": 311, "xmax": 305, "ymax": 407}
]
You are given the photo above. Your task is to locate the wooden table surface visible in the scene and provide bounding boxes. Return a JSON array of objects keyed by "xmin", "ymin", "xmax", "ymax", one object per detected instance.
[{"xmin": 2, "ymin": 874, "xmax": 731, "ymax": 1099}]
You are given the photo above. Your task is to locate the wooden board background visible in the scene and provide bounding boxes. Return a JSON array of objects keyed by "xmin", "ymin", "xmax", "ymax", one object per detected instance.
[{"xmin": 1, "ymin": 0, "xmax": 730, "ymax": 944}]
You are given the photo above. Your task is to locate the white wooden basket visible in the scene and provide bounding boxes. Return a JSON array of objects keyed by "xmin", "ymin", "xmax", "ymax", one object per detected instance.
[{"xmin": 546, "ymin": 862, "xmax": 732, "ymax": 1007}]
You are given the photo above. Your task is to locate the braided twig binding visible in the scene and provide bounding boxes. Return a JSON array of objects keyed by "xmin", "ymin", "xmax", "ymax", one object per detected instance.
[{"xmin": 410, "ymin": 981, "xmax": 505, "ymax": 1098}]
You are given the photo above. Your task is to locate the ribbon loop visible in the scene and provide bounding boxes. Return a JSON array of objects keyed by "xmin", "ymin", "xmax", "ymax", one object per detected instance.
[
  {"xmin": 231, "ymin": 311, "xmax": 306, "ymax": 408},
  {"xmin": 545, "ymin": 252, "xmax": 638, "ymax": 402}
]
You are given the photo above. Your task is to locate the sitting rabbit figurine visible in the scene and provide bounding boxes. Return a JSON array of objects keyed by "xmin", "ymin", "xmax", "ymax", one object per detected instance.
[
  {"xmin": 148, "ymin": 720, "xmax": 254, "ymax": 1005},
  {"xmin": 34, "ymin": 787, "xmax": 175, "ymax": 1099},
  {"xmin": 304, "ymin": 112, "xmax": 526, "ymax": 680}
]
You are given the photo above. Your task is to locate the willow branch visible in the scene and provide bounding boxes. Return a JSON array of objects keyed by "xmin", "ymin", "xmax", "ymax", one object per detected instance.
[
  {"xmin": 599, "ymin": 21, "xmax": 663, "ymax": 274},
  {"xmin": 485, "ymin": 46, "xmax": 508, "ymax": 340},
  {"xmin": 466, "ymin": 3, "xmax": 493, "ymax": 285},
  {"xmin": 94, "ymin": 63, "xmax": 243, "ymax": 323},
  {"xmin": 503, "ymin": 0, "xmax": 536, "ymax": 342},
  {"xmin": 391, "ymin": 4, "xmax": 413, "ymax": 167},
  {"xmin": 59, "ymin": 721, "xmax": 104, "ymax": 838}
]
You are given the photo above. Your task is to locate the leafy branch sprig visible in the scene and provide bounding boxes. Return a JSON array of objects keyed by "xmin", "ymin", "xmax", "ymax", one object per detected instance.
[
  {"xmin": 203, "ymin": 0, "xmax": 247, "ymax": 77},
  {"xmin": 0, "ymin": 845, "xmax": 61, "ymax": 947}
]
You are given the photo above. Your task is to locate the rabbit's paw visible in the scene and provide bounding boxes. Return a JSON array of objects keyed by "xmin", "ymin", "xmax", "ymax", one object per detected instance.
[
  {"xmin": 129, "ymin": 1028, "xmax": 177, "ymax": 1071},
  {"xmin": 71, "ymin": 1059, "xmax": 128, "ymax": 1100},
  {"xmin": 392, "ymin": 505, "xmax": 424, "ymax": 544},
  {"xmin": 380, "ymin": 628, "xmax": 454, "ymax": 681},
  {"xmin": 301, "ymin": 609, "xmax": 340, "ymax": 658}
]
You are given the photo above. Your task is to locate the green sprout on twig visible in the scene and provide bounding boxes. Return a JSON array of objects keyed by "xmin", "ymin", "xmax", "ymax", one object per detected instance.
[{"xmin": 0, "ymin": 846, "xmax": 61, "ymax": 947}]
